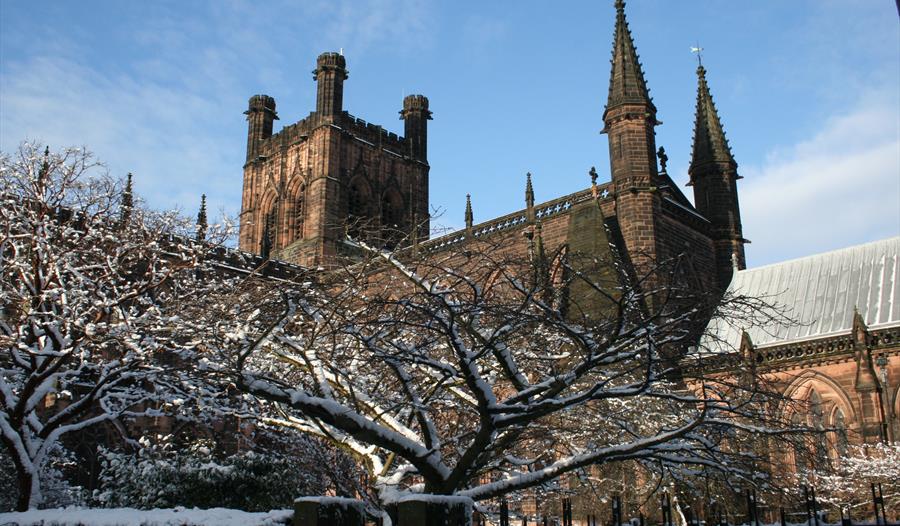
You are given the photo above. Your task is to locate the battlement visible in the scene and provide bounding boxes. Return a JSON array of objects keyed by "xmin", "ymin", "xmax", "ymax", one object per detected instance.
[
  {"xmin": 248, "ymin": 110, "xmax": 409, "ymax": 160},
  {"xmin": 339, "ymin": 112, "xmax": 406, "ymax": 150}
]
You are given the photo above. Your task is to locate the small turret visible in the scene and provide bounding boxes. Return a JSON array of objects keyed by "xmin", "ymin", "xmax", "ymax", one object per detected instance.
[
  {"xmin": 313, "ymin": 52, "xmax": 348, "ymax": 118},
  {"xmin": 244, "ymin": 95, "xmax": 278, "ymax": 161},
  {"xmin": 400, "ymin": 94, "xmax": 431, "ymax": 162},
  {"xmin": 464, "ymin": 194, "xmax": 473, "ymax": 233}
]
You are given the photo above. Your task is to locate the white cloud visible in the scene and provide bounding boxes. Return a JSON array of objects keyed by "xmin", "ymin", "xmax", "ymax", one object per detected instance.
[
  {"xmin": 740, "ymin": 91, "xmax": 900, "ymax": 267},
  {"xmin": 0, "ymin": 55, "xmax": 236, "ymax": 216},
  {"xmin": 0, "ymin": 0, "xmax": 438, "ymax": 223}
]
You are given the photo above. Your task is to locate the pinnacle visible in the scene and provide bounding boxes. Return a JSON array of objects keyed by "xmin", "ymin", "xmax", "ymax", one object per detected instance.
[
  {"xmin": 525, "ymin": 172, "xmax": 534, "ymax": 208},
  {"xmin": 604, "ymin": 0, "xmax": 655, "ymax": 117},
  {"xmin": 464, "ymin": 194, "xmax": 473, "ymax": 229},
  {"xmin": 690, "ymin": 64, "xmax": 735, "ymax": 171}
]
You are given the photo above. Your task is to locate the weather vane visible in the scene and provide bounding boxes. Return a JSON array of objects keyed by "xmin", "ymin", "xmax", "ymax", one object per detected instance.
[{"xmin": 690, "ymin": 42, "xmax": 704, "ymax": 66}]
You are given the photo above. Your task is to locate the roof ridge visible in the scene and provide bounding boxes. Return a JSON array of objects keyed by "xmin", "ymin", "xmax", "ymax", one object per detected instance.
[{"xmin": 738, "ymin": 236, "xmax": 899, "ymax": 274}]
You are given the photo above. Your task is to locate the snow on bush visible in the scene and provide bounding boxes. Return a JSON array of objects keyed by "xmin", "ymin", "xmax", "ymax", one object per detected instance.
[{"xmin": 93, "ymin": 437, "xmax": 323, "ymax": 512}]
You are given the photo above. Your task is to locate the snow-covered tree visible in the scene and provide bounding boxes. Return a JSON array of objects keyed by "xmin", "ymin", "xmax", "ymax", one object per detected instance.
[
  {"xmin": 182, "ymin": 214, "xmax": 799, "ymax": 513},
  {"xmin": 0, "ymin": 143, "xmax": 219, "ymax": 510},
  {"xmin": 801, "ymin": 442, "xmax": 900, "ymax": 519}
]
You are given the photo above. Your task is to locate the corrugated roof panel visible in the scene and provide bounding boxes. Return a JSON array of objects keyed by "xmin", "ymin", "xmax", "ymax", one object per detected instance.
[{"xmin": 703, "ymin": 237, "xmax": 900, "ymax": 351}]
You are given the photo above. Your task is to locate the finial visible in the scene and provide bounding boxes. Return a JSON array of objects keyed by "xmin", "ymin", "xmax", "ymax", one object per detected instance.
[
  {"xmin": 196, "ymin": 194, "xmax": 208, "ymax": 242},
  {"xmin": 615, "ymin": 0, "xmax": 625, "ymax": 15},
  {"xmin": 464, "ymin": 194, "xmax": 473, "ymax": 230},
  {"xmin": 657, "ymin": 146, "xmax": 668, "ymax": 174}
]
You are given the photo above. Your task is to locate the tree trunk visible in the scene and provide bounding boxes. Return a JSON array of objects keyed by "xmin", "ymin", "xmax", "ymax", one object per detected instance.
[{"xmin": 16, "ymin": 467, "xmax": 33, "ymax": 512}]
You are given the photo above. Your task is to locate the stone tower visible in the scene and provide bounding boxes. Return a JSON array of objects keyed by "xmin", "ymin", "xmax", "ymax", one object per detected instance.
[
  {"xmin": 602, "ymin": 0, "xmax": 662, "ymax": 271},
  {"xmin": 688, "ymin": 63, "xmax": 746, "ymax": 289},
  {"xmin": 238, "ymin": 52, "xmax": 431, "ymax": 266}
]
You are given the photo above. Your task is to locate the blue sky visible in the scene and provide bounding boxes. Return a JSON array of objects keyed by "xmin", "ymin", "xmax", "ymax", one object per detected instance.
[{"xmin": 1, "ymin": 0, "xmax": 898, "ymax": 266}]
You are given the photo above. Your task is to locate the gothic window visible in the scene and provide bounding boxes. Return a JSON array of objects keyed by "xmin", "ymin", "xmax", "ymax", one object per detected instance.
[
  {"xmin": 261, "ymin": 208, "xmax": 276, "ymax": 259},
  {"xmin": 295, "ymin": 184, "xmax": 306, "ymax": 239},
  {"xmin": 809, "ymin": 391, "xmax": 829, "ymax": 465},
  {"xmin": 791, "ymin": 412, "xmax": 808, "ymax": 474},
  {"xmin": 347, "ymin": 178, "xmax": 370, "ymax": 239},
  {"xmin": 832, "ymin": 408, "xmax": 849, "ymax": 458},
  {"xmin": 381, "ymin": 188, "xmax": 404, "ymax": 248},
  {"xmin": 381, "ymin": 191, "xmax": 403, "ymax": 229}
]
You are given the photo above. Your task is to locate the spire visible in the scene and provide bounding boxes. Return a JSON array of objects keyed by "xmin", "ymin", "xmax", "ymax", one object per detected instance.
[
  {"xmin": 118, "ymin": 173, "xmax": 133, "ymax": 230},
  {"xmin": 464, "ymin": 194, "xmax": 473, "ymax": 232},
  {"xmin": 604, "ymin": 0, "xmax": 655, "ymax": 118},
  {"xmin": 689, "ymin": 64, "xmax": 735, "ymax": 175},
  {"xmin": 196, "ymin": 194, "xmax": 208, "ymax": 242}
]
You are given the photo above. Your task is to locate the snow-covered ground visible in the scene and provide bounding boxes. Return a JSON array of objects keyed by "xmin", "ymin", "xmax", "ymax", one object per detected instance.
[{"xmin": 0, "ymin": 506, "xmax": 292, "ymax": 525}]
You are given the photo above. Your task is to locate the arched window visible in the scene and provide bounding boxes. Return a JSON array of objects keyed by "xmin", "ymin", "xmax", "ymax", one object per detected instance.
[
  {"xmin": 381, "ymin": 191, "xmax": 403, "ymax": 229},
  {"xmin": 832, "ymin": 408, "xmax": 849, "ymax": 458},
  {"xmin": 347, "ymin": 178, "xmax": 369, "ymax": 239},
  {"xmin": 261, "ymin": 208, "xmax": 276, "ymax": 259},
  {"xmin": 791, "ymin": 412, "xmax": 808, "ymax": 474},
  {"xmin": 381, "ymin": 188, "xmax": 404, "ymax": 248},
  {"xmin": 294, "ymin": 184, "xmax": 306, "ymax": 239},
  {"xmin": 809, "ymin": 391, "xmax": 829, "ymax": 465}
]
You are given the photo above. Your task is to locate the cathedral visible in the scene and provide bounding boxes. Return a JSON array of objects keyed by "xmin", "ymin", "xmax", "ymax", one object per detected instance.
[
  {"xmin": 237, "ymin": 0, "xmax": 897, "ymax": 461},
  {"xmin": 238, "ymin": 0, "xmax": 744, "ymax": 292}
]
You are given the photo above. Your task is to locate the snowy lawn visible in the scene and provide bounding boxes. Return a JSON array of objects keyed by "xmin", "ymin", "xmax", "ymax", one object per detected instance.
[{"xmin": 0, "ymin": 506, "xmax": 292, "ymax": 525}]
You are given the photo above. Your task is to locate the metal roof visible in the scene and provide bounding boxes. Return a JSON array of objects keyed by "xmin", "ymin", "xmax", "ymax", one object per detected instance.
[{"xmin": 703, "ymin": 237, "xmax": 900, "ymax": 352}]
